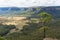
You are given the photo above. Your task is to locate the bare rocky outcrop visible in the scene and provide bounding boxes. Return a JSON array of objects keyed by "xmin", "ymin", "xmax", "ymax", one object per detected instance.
[{"xmin": 43, "ymin": 38, "xmax": 58, "ymax": 40}]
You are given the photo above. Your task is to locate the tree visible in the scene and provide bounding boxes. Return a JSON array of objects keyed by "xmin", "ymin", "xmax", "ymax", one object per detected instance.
[{"xmin": 37, "ymin": 12, "xmax": 52, "ymax": 38}]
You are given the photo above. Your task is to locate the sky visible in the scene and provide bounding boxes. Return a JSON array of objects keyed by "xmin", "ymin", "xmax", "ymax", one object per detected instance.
[{"xmin": 0, "ymin": 0, "xmax": 60, "ymax": 7}]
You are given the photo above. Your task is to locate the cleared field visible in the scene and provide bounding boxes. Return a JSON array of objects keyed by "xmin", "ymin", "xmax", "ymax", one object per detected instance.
[{"xmin": 0, "ymin": 16, "xmax": 29, "ymax": 30}]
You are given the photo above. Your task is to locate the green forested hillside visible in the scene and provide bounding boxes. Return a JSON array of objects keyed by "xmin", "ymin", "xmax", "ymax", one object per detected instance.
[
  {"xmin": 0, "ymin": 12, "xmax": 60, "ymax": 40},
  {"xmin": 4, "ymin": 20, "xmax": 60, "ymax": 40}
]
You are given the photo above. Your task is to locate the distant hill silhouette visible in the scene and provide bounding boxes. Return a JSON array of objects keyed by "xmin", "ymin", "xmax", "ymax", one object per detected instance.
[{"xmin": 0, "ymin": 6, "xmax": 60, "ymax": 18}]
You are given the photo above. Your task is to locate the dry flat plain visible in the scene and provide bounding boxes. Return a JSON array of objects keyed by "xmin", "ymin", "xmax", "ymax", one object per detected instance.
[{"xmin": 0, "ymin": 16, "xmax": 29, "ymax": 30}]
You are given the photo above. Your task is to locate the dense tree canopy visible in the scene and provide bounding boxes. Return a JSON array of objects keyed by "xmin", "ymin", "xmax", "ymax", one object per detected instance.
[{"xmin": 37, "ymin": 12, "xmax": 52, "ymax": 23}]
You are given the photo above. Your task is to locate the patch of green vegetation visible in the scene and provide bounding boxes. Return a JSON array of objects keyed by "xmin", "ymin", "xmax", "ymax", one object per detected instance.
[
  {"xmin": 0, "ymin": 24, "xmax": 16, "ymax": 36},
  {"xmin": 0, "ymin": 37, "xmax": 5, "ymax": 40},
  {"xmin": 0, "ymin": 11, "xmax": 60, "ymax": 40}
]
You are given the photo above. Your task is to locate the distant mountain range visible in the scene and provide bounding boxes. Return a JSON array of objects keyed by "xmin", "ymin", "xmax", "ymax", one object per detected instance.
[
  {"xmin": 41, "ymin": 6, "xmax": 60, "ymax": 18},
  {"xmin": 0, "ymin": 6, "xmax": 60, "ymax": 18}
]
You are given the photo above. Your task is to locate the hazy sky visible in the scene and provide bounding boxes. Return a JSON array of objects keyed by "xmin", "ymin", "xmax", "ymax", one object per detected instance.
[{"xmin": 0, "ymin": 0, "xmax": 60, "ymax": 7}]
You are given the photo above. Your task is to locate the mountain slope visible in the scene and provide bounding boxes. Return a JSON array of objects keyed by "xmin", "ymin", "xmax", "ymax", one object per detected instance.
[{"xmin": 0, "ymin": 6, "xmax": 60, "ymax": 18}]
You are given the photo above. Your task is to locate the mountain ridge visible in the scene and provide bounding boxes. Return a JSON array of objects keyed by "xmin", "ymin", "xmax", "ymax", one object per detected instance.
[{"xmin": 0, "ymin": 6, "xmax": 60, "ymax": 18}]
